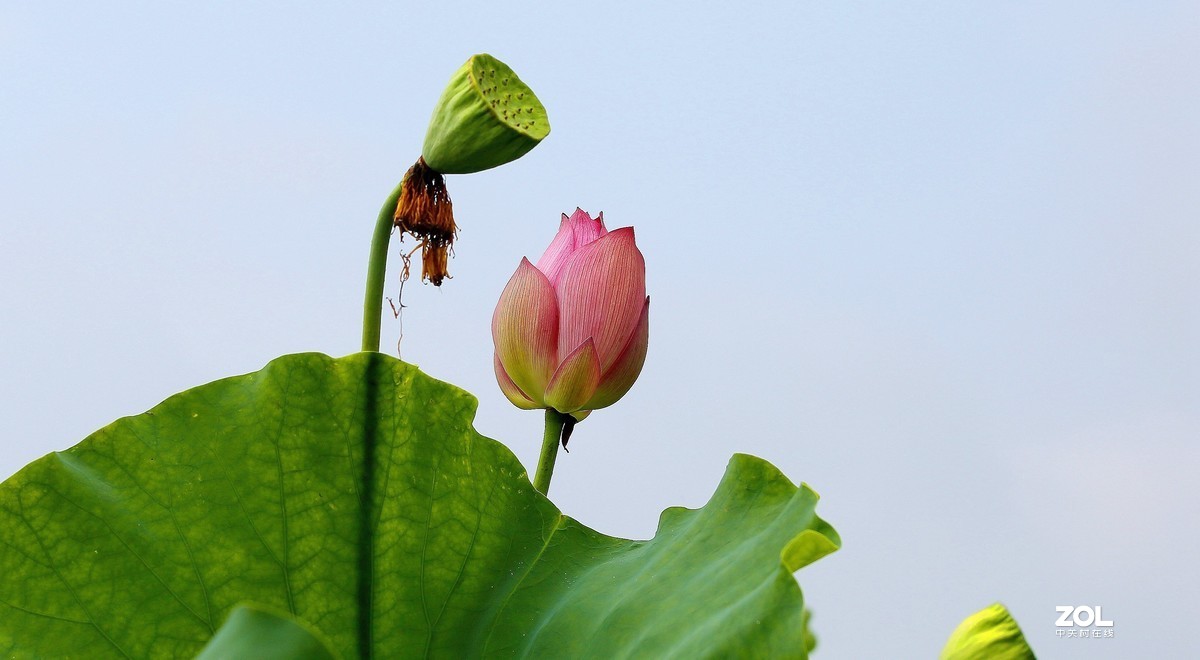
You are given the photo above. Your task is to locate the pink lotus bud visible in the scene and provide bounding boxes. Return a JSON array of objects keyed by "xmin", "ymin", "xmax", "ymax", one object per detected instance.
[{"xmin": 493, "ymin": 209, "xmax": 649, "ymax": 419}]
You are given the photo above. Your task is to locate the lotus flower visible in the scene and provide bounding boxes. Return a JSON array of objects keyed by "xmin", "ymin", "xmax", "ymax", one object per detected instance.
[{"xmin": 493, "ymin": 209, "xmax": 649, "ymax": 420}]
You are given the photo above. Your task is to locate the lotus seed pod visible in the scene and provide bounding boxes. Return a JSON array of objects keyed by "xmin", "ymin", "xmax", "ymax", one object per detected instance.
[{"xmin": 421, "ymin": 54, "xmax": 550, "ymax": 174}]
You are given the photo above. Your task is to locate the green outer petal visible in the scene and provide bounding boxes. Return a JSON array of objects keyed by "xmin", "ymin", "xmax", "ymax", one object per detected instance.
[
  {"xmin": 494, "ymin": 353, "xmax": 541, "ymax": 410},
  {"xmin": 0, "ymin": 353, "xmax": 837, "ymax": 658},
  {"xmin": 543, "ymin": 339, "xmax": 601, "ymax": 413},
  {"xmin": 196, "ymin": 604, "xmax": 339, "ymax": 660},
  {"xmin": 940, "ymin": 603, "xmax": 1037, "ymax": 660},
  {"xmin": 422, "ymin": 54, "xmax": 549, "ymax": 174},
  {"xmin": 492, "ymin": 258, "xmax": 558, "ymax": 404}
]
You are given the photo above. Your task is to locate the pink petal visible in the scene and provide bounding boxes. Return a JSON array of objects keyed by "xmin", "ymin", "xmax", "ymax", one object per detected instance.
[
  {"xmin": 535, "ymin": 208, "xmax": 608, "ymax": 286},
  {"xmin": 494, "ymin": 354, "xmax": 540, "ymax": 410},
  {"xmin": 586, "ymin": 295, "xmax": 649, "ymax": 410},
  {"xmin": 567, "ymin": 208, "xmax": 607, "ymax": 249},
  {"xmin": 555, "ymin": 227, "xmax": 646, "ymax": 373},
  {"xmin": 533, "ymin": 214, "xmax": 574, "ymax": 281},
  {"xmin": 492, "ymin": 258, "xmax": 558, "ymax": 404},
  {"xmin": 543, "ymin": 339, "xmax": 601, "ymax": 414}
]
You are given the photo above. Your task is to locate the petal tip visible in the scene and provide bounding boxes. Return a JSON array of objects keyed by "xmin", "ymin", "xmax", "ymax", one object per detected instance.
[{"xmin": 568, "ymin": 208, "xmax": 594, "ymax": 224}]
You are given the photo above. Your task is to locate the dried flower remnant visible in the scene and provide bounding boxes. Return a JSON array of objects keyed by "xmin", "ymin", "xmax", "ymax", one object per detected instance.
[{"xmin": 394, "ymin": 157, "xmax": 455, "ymax": 285}]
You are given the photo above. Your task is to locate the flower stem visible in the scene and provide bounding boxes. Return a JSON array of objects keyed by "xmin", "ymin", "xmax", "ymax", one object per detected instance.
[
  {"xmin": 361, "ymin": 180, "xmax": 405, "ymax": 352},
  {"xmin": 533, "ymin": 409, "xmax": 570, "ymax": 495}
]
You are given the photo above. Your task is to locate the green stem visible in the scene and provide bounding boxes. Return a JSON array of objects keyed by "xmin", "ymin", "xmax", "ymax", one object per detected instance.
[
  {"xmin": 361, "ymin": 180, "xmax": 405, "ymax": 352},
  {"xmin": 533, "ymin": 409, "xmax": 569, "ymax": 495}
]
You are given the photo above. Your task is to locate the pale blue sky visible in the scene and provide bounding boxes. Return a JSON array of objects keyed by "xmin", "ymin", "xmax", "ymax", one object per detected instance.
[{"xmin": 2, "ymin": 2, "xmax": 1197, "ymax": 657}]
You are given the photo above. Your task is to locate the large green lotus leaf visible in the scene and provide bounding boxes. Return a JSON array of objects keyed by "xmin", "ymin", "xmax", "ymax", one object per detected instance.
[{"xmin": 0, "ymin": 353, "xmax": 838, "ymax": 658}]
